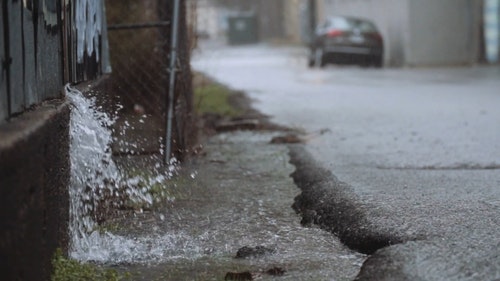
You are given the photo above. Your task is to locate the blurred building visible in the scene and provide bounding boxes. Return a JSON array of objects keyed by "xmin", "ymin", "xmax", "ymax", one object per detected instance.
[
  {"xmin": 188, "ymin": 0, "xmax": 307, "ymax": 44},
  {"xmin": 190, "ymin": 0, "xmax": 223, "ymax": 40},
  {"xmin": 317, "ymin": 0, "xmax": 495, "ymax": 66},
  {"xmin": 283, "ymin": 0, "xmax": 303, "ymax": 43},
  {"xmin": 189, "ymin": 0, "xmax": 499, "ymax": 66},
  {"xmin": 485, "ymin": 0, "xmax": 500, "ymax": 63}
]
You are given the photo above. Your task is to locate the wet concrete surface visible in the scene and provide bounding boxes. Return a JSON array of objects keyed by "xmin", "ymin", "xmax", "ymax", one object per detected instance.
[
  {"xmin": 109, "ymin": 132, "xmax": 365, "ymax": 280},
  {"xmin": 289, "ymin": 146, "xmax": 500, "ymax": 281},
  {"xmin": 192, "ymin": 43, "xmax": 500, "ymax": 280}
]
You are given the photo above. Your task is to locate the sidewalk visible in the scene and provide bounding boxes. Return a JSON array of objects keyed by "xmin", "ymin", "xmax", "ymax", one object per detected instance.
[{"xmin": 109, "ymin": 131, "xmax": 364, "ymax": 281}]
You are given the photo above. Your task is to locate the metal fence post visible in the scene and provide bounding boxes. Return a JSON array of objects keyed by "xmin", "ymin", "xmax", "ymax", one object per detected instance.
[
  {"xmin": 1, "ymin": 0, "xmax": 8, "ymax": 121},
  {"xmin": 165, "ymin": 0, "xmax": 180, "ymax": 164}
]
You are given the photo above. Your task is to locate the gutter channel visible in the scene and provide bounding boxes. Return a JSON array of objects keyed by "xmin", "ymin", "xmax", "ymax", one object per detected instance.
[{"xmin": 287, "ymin": 145, "xmax": 406, "ymax": 256}]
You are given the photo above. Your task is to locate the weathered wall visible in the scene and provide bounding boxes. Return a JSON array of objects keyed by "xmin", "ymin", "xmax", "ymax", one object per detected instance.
[
  {"xmin": 104, "ymin": 0, "xmax": 195, "ymax": 160},
  {"xmin": 1, "ymin": 0, "xmax": 110, "ymax": 280},
  {"xmin": 407, "ymin": 0, "xmax": 482, "ymax": 66},
  {"xmin": 1, "ymin": 0, "xmax": 110, "ymax": 123},
  {"xmin": 0, "ymin": 101, "xmax": 70, "ymax": 281},
  {"xmin": 1, "ymin": 0, "xmax": 63, "ymax": 118},
  {"xmin": 64, "ymin": 0, "xmax": 112, "ymax": 81}
]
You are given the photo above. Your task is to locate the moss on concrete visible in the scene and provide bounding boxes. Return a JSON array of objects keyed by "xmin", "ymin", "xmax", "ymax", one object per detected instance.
[{"xmin": 51, "ymin": 249, "xmax": 130, "ymax": 281}]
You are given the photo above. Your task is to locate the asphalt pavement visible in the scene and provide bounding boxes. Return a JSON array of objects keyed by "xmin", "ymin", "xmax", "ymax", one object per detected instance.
[{"xmin": 192, "ymin": 42, "xmax": 500, "ymax": 280}]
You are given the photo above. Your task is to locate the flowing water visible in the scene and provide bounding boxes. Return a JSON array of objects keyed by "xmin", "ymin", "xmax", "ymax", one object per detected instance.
[
  {"xmin": 66, "ymin": 85, "xmax": 365, "ymax": 279},
  {"xmin": 66, "ymin": 85, "xmax": 176, "ymax": 263}
]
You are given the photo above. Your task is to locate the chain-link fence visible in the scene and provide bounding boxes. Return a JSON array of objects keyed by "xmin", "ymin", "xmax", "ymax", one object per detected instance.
[{"xmin": 102, "ymin": 0, "xmax": 194, "ymax": 161}]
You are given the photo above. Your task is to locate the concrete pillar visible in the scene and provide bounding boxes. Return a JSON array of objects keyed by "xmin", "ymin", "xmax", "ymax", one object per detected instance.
[{"xmin": 485, "ymin": 0, "xmax": 500, "ymax": 63}]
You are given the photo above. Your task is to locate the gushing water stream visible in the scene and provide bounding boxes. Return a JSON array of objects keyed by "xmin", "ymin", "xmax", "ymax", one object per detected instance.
[
  {"xmin": 66, "ymin": 85, "xmax": 176, "ymax": 263},
  {"xmin": 65, "ymin": 85, "xmax": 365, "ymax": 279}
]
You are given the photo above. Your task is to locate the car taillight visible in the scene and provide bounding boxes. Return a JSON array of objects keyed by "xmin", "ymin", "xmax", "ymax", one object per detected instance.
[{"xmin": 327, "ymin": 29, "xmax": 344, "ymax": 37}]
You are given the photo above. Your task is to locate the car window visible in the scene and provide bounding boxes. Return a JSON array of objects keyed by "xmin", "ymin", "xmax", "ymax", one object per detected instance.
[
  {"xmin": 330, "ymin": 18, "xmax": 351, "ymax": 30},
  {"xmin": 328, "ymin": 17, "xmax": 378, "ymax": 32},
  {"xmin": 348, "ymin": 19, "xmax": 377, "ymax": 32}
]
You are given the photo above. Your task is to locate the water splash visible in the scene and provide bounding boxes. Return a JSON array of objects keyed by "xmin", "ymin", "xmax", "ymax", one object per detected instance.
[
  {"xmin": 66, "ymin": 85, "xmax": 177, "ymax": 262},
  {"xmin": 64, "ymin": 85, "xmax": 366, "ymax": 278}
]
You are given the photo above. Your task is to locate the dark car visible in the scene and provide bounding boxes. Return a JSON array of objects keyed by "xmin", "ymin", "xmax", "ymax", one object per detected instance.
[{"xmin": 308, "ymin": 16, "xmax": 384, "ymax": 68}]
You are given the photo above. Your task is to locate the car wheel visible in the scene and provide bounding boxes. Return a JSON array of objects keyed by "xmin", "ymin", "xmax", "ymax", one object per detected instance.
[
  {"xmin": 314, "ymin": 48, "xmax": 325, "ymax": 68},
  {"xmin": 360, "ymin": 56, "xmax": 370, "ymax": 68},
  {"xmin": 373, "ymin": 55, "xmax": 383, "ymax": 68}
]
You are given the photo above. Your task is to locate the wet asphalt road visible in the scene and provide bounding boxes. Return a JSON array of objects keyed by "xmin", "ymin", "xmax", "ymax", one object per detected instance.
[{"xmin": 192, "ymin": 43, "xmax": 500, "ymax": 280}]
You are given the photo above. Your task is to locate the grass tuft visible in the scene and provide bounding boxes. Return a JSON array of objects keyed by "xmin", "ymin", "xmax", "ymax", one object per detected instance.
[
  {"xmin": 194, "ymin": 82, "xmax": 241, "ymax": 117},
  {"xmin": 51, "ymin": 249, "xmax": 129, "ymax": 281}
]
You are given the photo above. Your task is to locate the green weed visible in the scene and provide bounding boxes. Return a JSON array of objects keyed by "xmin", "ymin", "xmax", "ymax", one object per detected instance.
[
  {"xmin": 51, "ymin": 249, "xmax": 130, "ymax": 281},
  {"xmin": 194, "ymin": 83, "xmax": 241, "ymax": 117}
]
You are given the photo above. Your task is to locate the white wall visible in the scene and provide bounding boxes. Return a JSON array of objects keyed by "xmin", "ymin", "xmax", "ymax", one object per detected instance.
[
  {"xmin": 283, "ymin": 0, "xmax": 303, "ymax": 43},
  {"xmin": 196, "ymin": 0, "xmax": 222, "ymax": 39}
]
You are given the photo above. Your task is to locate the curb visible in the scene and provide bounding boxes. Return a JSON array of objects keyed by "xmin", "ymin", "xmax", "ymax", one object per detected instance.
[{"xmin": 287, "ymin": 145, "xmax": 404, "ymax": 255}]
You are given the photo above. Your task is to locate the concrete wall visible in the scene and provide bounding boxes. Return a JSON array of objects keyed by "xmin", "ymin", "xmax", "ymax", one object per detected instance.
[
  {"xmin": 319, "ymin": 0, "xmax": 482, "ymax": 66},
  {"xmin": 0, "ymin": 101, "xmax": 70, "ymax": 281},
  {"xmin": 256, "ymin": 0, "xmax": 286, "ymax": 40},
  {"xmin": 1, "ymin": 0, "xmax": 63, "ymax": 118},
  {"xmin": 0, "ymin": 0, "xmax": 110, "ymax": 280},
  {"xmin": 407, "ymin": 0, "xmax": 482, "ymax": 66},
  {"xmin": 283, "ymin": 0, "xmax": 303, "ymax": 43}
]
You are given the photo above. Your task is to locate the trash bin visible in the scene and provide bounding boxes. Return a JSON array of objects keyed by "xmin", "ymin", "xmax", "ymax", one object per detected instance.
[{"xmin": 227, "ymin": 13, "xmax": 258, "ymax": 45}]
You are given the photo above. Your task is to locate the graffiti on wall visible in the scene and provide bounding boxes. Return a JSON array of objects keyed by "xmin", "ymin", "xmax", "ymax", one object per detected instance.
[{"xmin": 0, "ymin": 0, "xmax": 110, "ymax": 122}]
